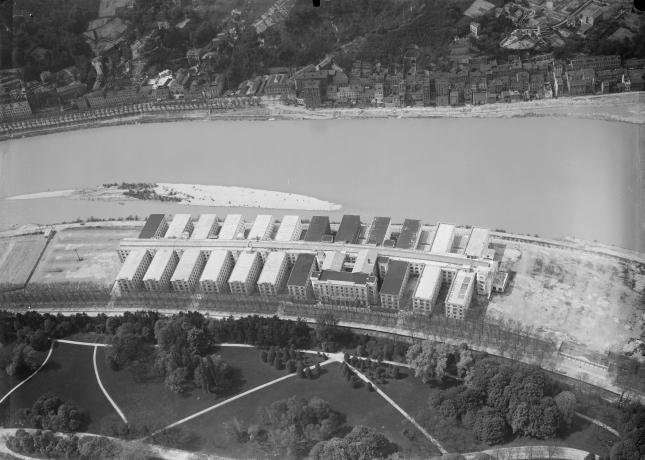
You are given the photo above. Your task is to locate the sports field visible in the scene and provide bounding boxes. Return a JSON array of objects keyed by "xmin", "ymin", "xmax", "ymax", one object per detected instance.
[
  {"xmin": 487, "ymin": 241, "xmax": 645, "ymax": 353},
  {"xmin": 0, "ymin": 234, "xmax": 48, "ymax": 291},
  {"xmin": 30, "ymin": 226, "xmax": 140, "ymax": 286}
]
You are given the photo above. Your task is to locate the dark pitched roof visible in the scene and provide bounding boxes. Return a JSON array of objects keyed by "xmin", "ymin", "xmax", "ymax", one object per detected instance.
[
  {"xmin": 367, "ymin": 217, "xmax": 391, "ymax": 246},
  {"xmin": 317, "ymin": 270, "xmax": 370, "ymax": 284},
  {"xmin": 287, "ymin": 253, "xmax": 316, "ymax": 287},
  {"xmin": 396, "ymin": 219, "xmax": 421, "ymax": 249},
  {"xmin": 380, "ymin": 260, "xmax": 409, "ymax": 296},
  {"xmin": 335, "ymin": 215, "xmax": 361, "ymax": 244},
  {"xmin": 304, "ymin": 216, "xmax": 331, "ymax": 242},
  {"xmin": 139, "ymin": 214, "xmax": 166, "ymax": 239}
]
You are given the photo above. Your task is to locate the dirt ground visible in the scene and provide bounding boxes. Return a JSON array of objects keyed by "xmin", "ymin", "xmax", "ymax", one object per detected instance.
[
  {"xmin": 0, "ymin": 234, "xmax": 48, "ymax": 289},
  {"xmin": 486, "ymin": 241, "xmax": 645, "ymax": 354},
  {"xmin": 29, "ymin": 226, "xmax": 139, "ymax": 286}
]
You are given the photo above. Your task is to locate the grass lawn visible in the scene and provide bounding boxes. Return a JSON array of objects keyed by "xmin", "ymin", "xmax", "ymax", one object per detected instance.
[
  {"xmin": 0, "ymin": 342, "xmax": 115, "ymax": 434},
  {"xmin": 381, "ymin": 365, "xmax": 617, "ymax": 456},
  {"xmin": 95, "ymin": 345, "xmax": 317, "ymax": 433},
  {"xmin": 162, "ymin": 362, "xmax": 431, "ymax": 458}
]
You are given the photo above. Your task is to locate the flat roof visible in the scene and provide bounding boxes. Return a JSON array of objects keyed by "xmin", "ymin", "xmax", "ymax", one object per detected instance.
[
  {"xmin": 228, "ymin": 251, "xmax": 260, "ymax": 284},
  {"xmin": 368, "ymin": 217, "xmax": 391, "ymax": 246},
  {"xmin": 335, "ymin": 215, "xmax": 361, "ymax": 244},
  {"xmin": 191, "ymin": 214, "xmax": 218, "ymax": 240},
  {"xmin": 257, "ymin": 251, "xmax": 287, "ymax": 285},
  {"xmin": 200, "ymin": 250, "xmax": 231, "ymax": 282},
  {"xmin": 165, "ymin": 214, "xmax": 192, "ymax": 238},
  {"xmin": 446, "ymin": 270, "xmax": 475, "ymax": 307},
  {"xmin": 317, "ymin": 270, "xmax": 370, "ymax": 285},
  {"xmin": 287, "ymin": 253, "xmax": 316, "ymax": 287},
  {"xmin": 304, "ymin": 216, "xmax": 330, "ymax": 242},
  {"xmin": 171, "ymin": 248, "xmax": 203, "ymax": 282},
  {"xmin": 321, "ymin": 251, "xmax": 345, "ymax": 271},
  {"xmin": 248, "ymin": 214, "xmax": 273, "ymax": 240},
  {"xmin": 464, "ymin": 227, "xmax": 490, "ymax": 258},
  {"xmin": 353, "ymin": 249, "xmax": 376, "ymax": 274},
  {"xmin": 219, "ymin": 214, "xmax": 244, "ymax": 240},
  {"xmin": 117, "ymin": 249, "xmax": 149, "ymax": 280},
  {"xmin": 139, "ymin": 214, "xmax": 166, "ymax": 238},
  {"xmin": 274, "ymin": 215, "xmax": 301, "ymax": 241},
  {"xmin": 380, "ymin": 260, "xmax": 409, "ymax": 296},
  {"xmin": 414, "ymin": 265, "xmax": 442, "ymax": 300},
  {"xmin": 430, "ymin": 223, "xmax": 456, "ymax": 254},
  {"xmin": 396, "ymin": 219, "xmax": 421, "ymax": 250},
  {"xmin": 143, "ymin": 249, "xmax": 176, "ymax": 281}
]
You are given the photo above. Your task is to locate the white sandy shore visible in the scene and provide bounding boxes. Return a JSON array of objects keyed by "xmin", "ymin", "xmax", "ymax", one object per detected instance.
[
  {"xmin": 4, "ymin": 183, "xmax": 342, "ymax": 211},
  {"xmin": 6, "ymin": 189, "xmax": 76, "ymax": 200}
]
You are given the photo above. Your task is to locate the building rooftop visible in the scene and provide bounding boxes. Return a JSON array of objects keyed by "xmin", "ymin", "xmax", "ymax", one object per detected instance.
[
  {"xmin": 335, "ymin": 215, "xmax": 361, "ymax": 244},
  {"xmin": 304, "ymin": 216, "xmax": 330, "ymax": 242},
  {"xmin": 287, "ymin": 253, "xmax": 316, "ymax": 287},
  {"xmin": 321, "ymin": 251, "xmax": 345, "ymax": 271},
  {"xmin": 171, "ymin": 248, "xmax": 203, "ymax": 282},
  {"xmin": 396, "ymin": 219, "xmax": 421, "ymax": 250},
  {"xmin": 446, "ymin": 270, "xmax": 475, "ymax": 307},
  {"xmin": 200, "ymin": 250, "xmax": 231, "ymax": 282},
  {"xmin": 464, "ymin": 227, "xmax": 490, "ymax": 258},
  {"xmin": 219, "ymin": 214, "xmax": 244, "ymax": 240},
  {"xmin": 316, "ymin": 270, "xmax": 371, "ymax": 285},
  {"xmin": 430, "ymin": 223, "xmax": 456, "ymax": 254},
  {"xmin": 380, "ymin": 260, "xmax": 409, "ymax": 296},
  {"xmin": 143, "ymin": 249, "xmax": 176, "ymax": 281},
  {"xmin": 139, "ymin": 214, "xmax": 166, "ymax": 239},
  {"xmin": 414, "ymin": 265, "xmax": 442, "ymax": 300},
  {"xmin": 257, "ymin": 251, "xmax": 287, "ymax": 286},
  {"xmin": 229, "ymin": 251, "xmax": 260, "ymax": 284},
  {"xmin": 353, "ymin": 249, "xmax": 376, "ymax": 274},
  {"xmin": 116, "ymin": 249, "xmax": 149, "ymax": 280},
  {"xmin": 275, "ymin": 215, "xmax": 301, "ymax": 241},
  {"xmin": 191, "ymin": 214, "xmax": 218, "ymax": 240},
  {"xmin": 165, "ymin": 214, "xmax": 192, "ymax": 239},
  {"xmin": 247, "ymin": 214, "xmax": 273, "ymax": 241}
]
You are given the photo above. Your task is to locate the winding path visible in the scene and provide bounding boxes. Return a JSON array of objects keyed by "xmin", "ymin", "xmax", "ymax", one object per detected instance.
[
  {"xmin": 92, "ymin": 346, "xmax": 128, "ymax": 424},
  {"xmin": 0, "ymin": 343, "xmax": 54, "ymax": 405}
]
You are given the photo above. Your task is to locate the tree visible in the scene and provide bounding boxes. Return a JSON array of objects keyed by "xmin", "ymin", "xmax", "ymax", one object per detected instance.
[
  {"xmin": 296, "ymin": 360, "xmax": 305, "ymax": 378},
  {"xmin": 261, "ymin": 350, "xmax": 268, "ymax": 362},
  {"xmin": 406, "ymin": 341, "xmax": 457, "ymax": 383},
  {"xmin": 472, "ymin": 407, "xmax": 508, "ymax": 445},
  {"xmin": 554, "ymin": 391, "xmax": 576, "ymax": 428},
  {"xmin": 165, "ymin": 367, "xmax": 188, "ymax": 394}
]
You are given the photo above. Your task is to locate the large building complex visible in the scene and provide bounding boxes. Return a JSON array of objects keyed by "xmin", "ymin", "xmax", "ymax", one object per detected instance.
[
  {"xmin": 115, "ymin": 249, "xmax": 152, "ymax": 294},
  {"xmin": 228, "ymin": 251, "xmax": 263, "ymax": 296},
  {"xmin": 445, "ymin": 270, "xmax": 476, "ymax": 320},
  {"xmin": 142, "ymin": 249, "xmax": 179, "ymax": 291},
  {"xmin": 116, "ymin": 213, "xmax": 501, "ymax": 317},
  {"xmin": 200, "ymin": 250, "xmax": 234, "ymax": 294},
  {"xmin": 257, "ymin": 251, "xmax": 289, "ymax": 296},
  {"xmin": 170, "ymin": 249, "xmax": 206, "ymax": 292}
]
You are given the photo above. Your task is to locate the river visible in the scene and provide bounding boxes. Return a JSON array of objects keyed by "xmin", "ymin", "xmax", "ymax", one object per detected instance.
[{"xmin": 0, "ymin": 117, "xmax": 642, "ymax": 252}]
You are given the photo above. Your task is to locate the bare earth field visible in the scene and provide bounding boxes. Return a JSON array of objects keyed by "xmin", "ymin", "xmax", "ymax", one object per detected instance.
[
  {"xmin": 487, "ymin": 241, "xmax": 645, "ymax": 354},
  {"xmin": 0, "ymin": 234, "xmax": 47, "ymax": 290},
  {"xmin": 29, "ymin": 226, "xmax": 139, "ymax": 286}
]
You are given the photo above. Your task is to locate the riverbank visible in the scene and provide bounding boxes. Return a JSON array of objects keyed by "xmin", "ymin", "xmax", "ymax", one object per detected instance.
[
  {"xmin": 6, "ymin": 182, "xmax": 342, "ymax": 212},
  {"xmin": 1, "ymin": 92, "xmax": 642, "ymax": 142}
]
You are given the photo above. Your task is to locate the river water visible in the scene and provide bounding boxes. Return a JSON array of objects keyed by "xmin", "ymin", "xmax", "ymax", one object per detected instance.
[{"xmin": 0, "ymin": 118, "xmax": 642, "ymax": 251}]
